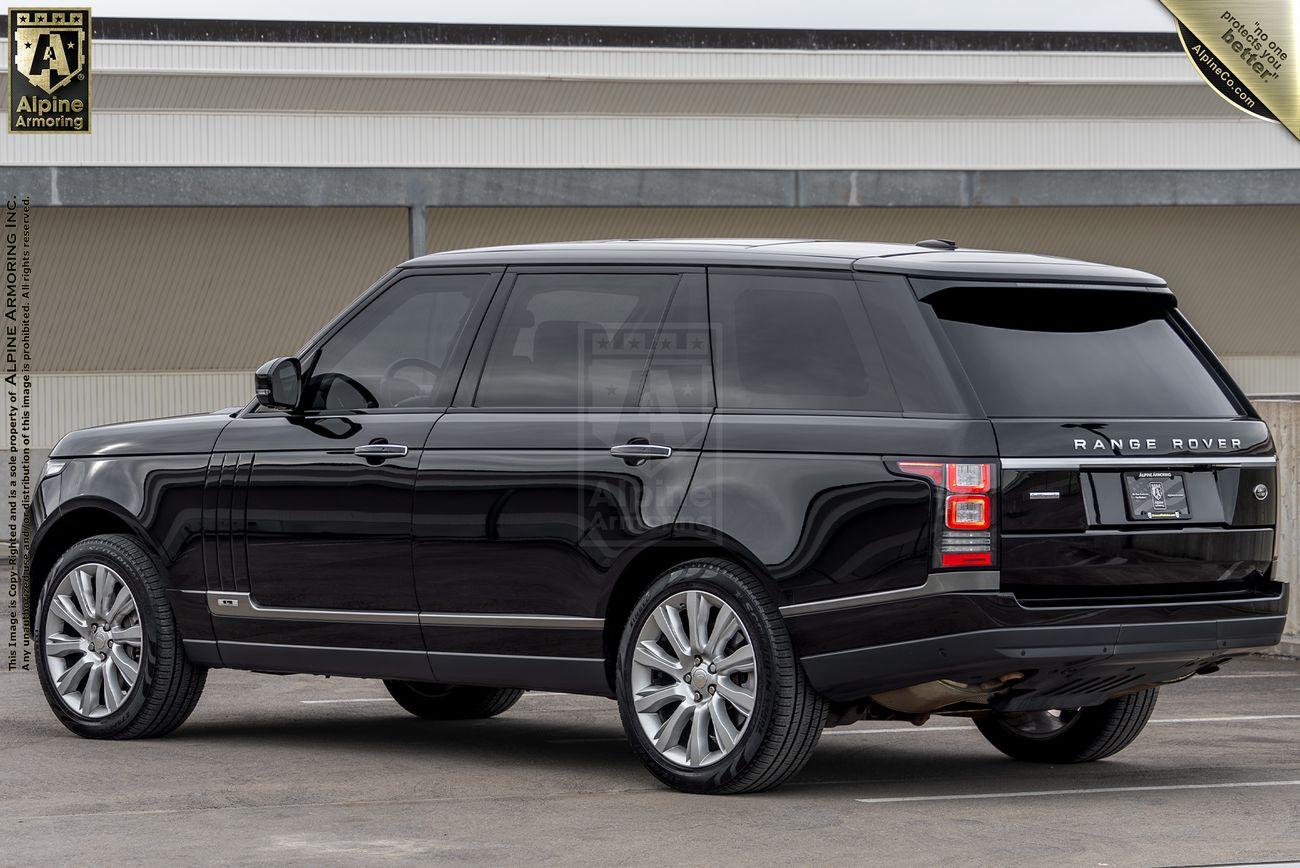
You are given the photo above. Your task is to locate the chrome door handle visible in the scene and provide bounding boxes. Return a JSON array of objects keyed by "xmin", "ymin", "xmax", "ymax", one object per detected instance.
[
  {"xmin": 353, "ymin": 443, "xmax": 409, "ymax": 458},
  {"xmin": 609, "ymin": 443, "xmax": 673, "ymax": 461}
]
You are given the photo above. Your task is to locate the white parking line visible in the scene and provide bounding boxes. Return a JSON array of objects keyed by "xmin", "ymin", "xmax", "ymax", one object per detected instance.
[
  {"xmin": 549, "ymin": 713, "xmax": 1300, "ymax": 744},
  {"xmin": 1202, "ymin": 673, "xmax": 1300, "ymax": 679},
  {"xmin": 299, "ymin": 698, "xmax": 393, "ymax": 705},
  {"xmin": 855, "ymin": 779, "xmax": 1300, "ymax": 804},
  {"xmin": 823, "ymin": 713, "xmax": 1300, "ymax": 737}
]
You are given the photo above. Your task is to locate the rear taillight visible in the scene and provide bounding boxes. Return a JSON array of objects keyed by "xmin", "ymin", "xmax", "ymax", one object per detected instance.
[{"xmin": 893, "ymin": 460, "xmax": 997, "ymax": 570}]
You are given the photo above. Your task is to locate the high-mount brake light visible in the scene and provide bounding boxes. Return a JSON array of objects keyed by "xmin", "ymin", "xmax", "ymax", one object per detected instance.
[{"xmin": 891, "ymin": 459, "xmax": 997, "ymax": 570}]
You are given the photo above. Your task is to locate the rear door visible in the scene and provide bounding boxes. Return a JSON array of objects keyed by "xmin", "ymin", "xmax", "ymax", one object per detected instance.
[
  {"xmin": 924, "ymin": 284, "xmax": 1277, "ymax": 601},
  {"xmin": 411, "ymin": 267, "xmax": 713, "ymax": 691}
]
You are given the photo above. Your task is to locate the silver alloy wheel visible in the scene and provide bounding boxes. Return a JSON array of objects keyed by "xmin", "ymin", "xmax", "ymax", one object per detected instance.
[
  {"xmin": 43, "ymin": 562, "xmax": 143, "ymax": 719},
  {"xmin": 629, "ymin": 590, "xmax": 757, "ymax": 768},
  {"xmin": 999, "ymin": 708, "xmax": 1080, "ymax": 739}
]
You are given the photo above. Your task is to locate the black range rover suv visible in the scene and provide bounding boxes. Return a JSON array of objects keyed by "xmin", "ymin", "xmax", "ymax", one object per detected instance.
[{"xmin": 23, "ymin": 239, "xmax": 1287, "ymax": 794}]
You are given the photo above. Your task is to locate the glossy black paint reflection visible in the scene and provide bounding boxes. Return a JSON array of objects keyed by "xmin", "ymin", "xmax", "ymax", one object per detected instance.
[
  {"xmin": 214, "ymin": 413, "xmax": 440, "ymax": 612},
  {"xmin": 1001, "ymin": 527, "xmax": 1274, "ymax": 589},
  {"xmin": 786, "ymin": 584, "xmax": 1289, "ymax": 659},
  {"xmin": 51, "ymin": 411, "xmax": 235, "ymax": 457},
  {"xmin": 414, "ymin": 412, "xmax": 707, "ymax": 621}
]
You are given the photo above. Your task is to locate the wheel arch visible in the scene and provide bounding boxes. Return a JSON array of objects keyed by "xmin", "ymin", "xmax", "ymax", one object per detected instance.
[
  {"xmin": 598, "ymin": 527, "xmax": 775, "ymax": 691},
  {"xmin": 25, "ymin": 501, "xmax": 161, "ymax": 636}
]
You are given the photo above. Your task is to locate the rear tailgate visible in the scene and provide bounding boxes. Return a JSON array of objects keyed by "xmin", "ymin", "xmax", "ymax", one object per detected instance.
[
  {"xmin": 995, "ymin": 419, "xmax": 1276, "ymax": 601},
  {"xmin": 925, "ymin": 285, "xmax": 1278, "ymax": 602}
]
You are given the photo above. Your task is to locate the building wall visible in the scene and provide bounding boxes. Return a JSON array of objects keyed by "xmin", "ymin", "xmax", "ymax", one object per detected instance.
[
  {"xmin": 424, "ymin": 205, "xmax": 1300, "ymax": 390},
  {"xmin": 1256, "ymin": 401, "xmax": 1300, "ymax": 654},
  {"xmin": 23, "ymin": 203, "xmax": 1300, "ymax": 450}
]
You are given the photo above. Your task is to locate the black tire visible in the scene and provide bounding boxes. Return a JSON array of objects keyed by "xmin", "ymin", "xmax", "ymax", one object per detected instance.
[
  {"xmin": 615, "ymin": 559, "xmax": 827, "ymax": 795},
  {"xmin": 974, "ymin": 688, "xmax": 1159, "ymax": 763},
  {"xmin": 35, "ymin": 534, "xmax": 207, "ymax": 739},
  {"xmin": 383, "ymin": 680, "xmax": 523, "ymax": 720}
]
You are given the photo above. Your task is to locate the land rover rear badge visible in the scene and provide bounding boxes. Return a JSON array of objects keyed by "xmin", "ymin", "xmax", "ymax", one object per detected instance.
[
  {"xmin": 1254, "ymin": 483, "xmax": 1270, "ymax": 500},
  {"xmin": 1160, "ymin": 1, "xmax": 1297, "ymax": 140},
  {"xmin": 7, "ymin": 7, "xmax": 92, "ymax": 133}
]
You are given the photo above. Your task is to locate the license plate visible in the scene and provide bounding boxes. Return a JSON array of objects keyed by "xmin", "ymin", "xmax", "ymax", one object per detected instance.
[{"xmin": 1123, "ymin": 471, "xmax": 1190, "ymax": 520}]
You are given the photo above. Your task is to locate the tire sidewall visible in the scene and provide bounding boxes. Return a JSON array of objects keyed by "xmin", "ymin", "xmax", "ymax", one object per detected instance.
[
  {"xmin": 35, "ymin": 538, "xmax": 161, "ymax": 737},
  {"xmin": 616, "ymin": 562, "xmax": 781, "ymax": 792}
]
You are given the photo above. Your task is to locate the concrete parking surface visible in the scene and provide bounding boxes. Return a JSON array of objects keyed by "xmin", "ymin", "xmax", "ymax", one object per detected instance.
[{"xmin": 2, "ymin": 655, "xmax": 1298, "ymax": 867}]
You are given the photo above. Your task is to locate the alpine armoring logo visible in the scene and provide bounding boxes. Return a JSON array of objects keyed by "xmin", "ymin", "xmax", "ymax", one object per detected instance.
[{"xmin": 7, "ymin": 8, "xmax": 92, "ymax": 133}]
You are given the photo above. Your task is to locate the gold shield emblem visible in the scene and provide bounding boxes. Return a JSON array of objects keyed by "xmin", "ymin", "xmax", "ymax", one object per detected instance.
[{"xmin": 12, "ymin": 10, "xmax": 86, "ymax": 94}]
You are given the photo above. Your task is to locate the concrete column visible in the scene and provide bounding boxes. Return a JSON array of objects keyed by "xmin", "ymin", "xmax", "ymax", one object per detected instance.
[
  {"xmin": 407, "ymin": 206, "xmax": 427, "ymax": 260},
  {"xmin": 1256, "ymin": 399, "xmax": 1299, "ymax": 657}
]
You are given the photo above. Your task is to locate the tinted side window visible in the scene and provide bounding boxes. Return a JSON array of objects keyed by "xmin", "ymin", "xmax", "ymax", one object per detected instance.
[
  {"xmin": 304, "ymin": 272, "xmax": 492, "ymax": 411},
  {"xmin": 475, "ymin": 272, "xmax": 679, "ymax": 408},
  {"xmin": 709, "ymin": 270, "xmax": 899, "ymax": 413},
  {"xmin": 640, "ymin": 275, "xmax": 715, "ymax": 410}
]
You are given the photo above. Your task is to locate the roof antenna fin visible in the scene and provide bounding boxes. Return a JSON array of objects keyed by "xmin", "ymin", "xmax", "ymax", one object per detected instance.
[{"xmin": 915, "ymin": 238, "xmax": 958, "ymax": 251}]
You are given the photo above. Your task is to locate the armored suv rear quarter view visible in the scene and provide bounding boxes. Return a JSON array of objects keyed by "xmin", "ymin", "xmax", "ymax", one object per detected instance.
[{"xmin": 24, "ymin": 239, "xmax": 1287, "ymax": 795}]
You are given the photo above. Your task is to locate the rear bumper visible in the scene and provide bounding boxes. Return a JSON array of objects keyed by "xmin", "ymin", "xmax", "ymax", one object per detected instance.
[{"xmin": 789, "ymin": 580, "xmax": 1289, "ymax": 708}]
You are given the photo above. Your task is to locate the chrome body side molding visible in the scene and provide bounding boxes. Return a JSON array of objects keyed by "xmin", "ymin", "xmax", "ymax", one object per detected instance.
[
  {"xmin": 778, "ymin": 571, "xmax": 1000, "ymax": 617},
  {"xmin": 1001, "ymin": 456, "xmax": 1276, "ymax": 470},
  {"xmin": 206, "ymin": 591, "xmax": 602, "ymax": 630}
]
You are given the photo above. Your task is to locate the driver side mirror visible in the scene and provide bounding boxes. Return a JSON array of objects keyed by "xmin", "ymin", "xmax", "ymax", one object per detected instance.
[{"xmin": 254, "ymin": 357, "xmax": 303, "ymax": 411}]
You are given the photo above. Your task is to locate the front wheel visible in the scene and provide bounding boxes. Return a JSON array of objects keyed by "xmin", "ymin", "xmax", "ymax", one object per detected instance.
[
  {"xmin": 616, "ymin": 559, "xmax": 827, "ymax": 795},
  {"xmin": 974, "ymin": 688, "xmax": 1159, "ymax": 763},
  {"xmin": 35, "ymin": 534, "xmax": 207, "ymax": 739}
]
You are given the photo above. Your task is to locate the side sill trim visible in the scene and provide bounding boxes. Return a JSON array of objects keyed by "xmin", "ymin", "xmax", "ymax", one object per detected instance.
[
  {"xmin": 206, "ymin": 592, "xmax": 603, "ymax": 630},
  {"xmin": 1001, "ymin": 456, "xmax": 1276, "ymax": 470},
  {"xmin": 779, "ymin": 571, "xmax": 1000, "ymax": 618}
]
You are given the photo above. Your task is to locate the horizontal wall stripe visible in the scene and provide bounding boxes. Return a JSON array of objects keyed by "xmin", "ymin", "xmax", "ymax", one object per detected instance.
[
  {"xmin": 4, "ymin": 114, "xmax": 1296, "ymax": 170},
  {"xmin": 83, "ymin": 42, "xmax": 1198, "ymax": 84}
]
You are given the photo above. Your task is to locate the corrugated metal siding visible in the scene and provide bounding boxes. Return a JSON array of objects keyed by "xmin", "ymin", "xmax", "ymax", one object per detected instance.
[
  {"xmin": 33, "ymin": 372, "xmax": 249, "ymax": 449},
  {"xmin": 32, "ymin": 208, "xmax": 406, "ymax": 372},
  {"xmin": 5, "ymin": 114, "xmax": 1296, "ymax": 169},
  {"xmin": 1222, "ymin": 358, "xmax": 1300, "ymax": 398},
  {"xmin": 88, "ymin": 42, "xmax": 1199, "ymax": 84},
  {"xmin": 423, "ymin": 206, "xmax": 1300, "ymax": 366},
  {"xmin": 27, "ymin": 76, "xmax": 1234, "ymax": 119}
]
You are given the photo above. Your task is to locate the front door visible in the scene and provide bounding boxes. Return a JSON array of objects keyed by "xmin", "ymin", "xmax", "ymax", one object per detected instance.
[{"xmin": 207, "ymin": 268, "xmax": 500, "ymax": 666}]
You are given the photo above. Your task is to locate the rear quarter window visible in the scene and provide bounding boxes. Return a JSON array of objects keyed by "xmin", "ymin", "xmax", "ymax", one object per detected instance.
[
  {"xmin": 709, "ymin": 270, "xmax": 899, "ymax": 413},
  {"xmin": 930, "ymin": 288, "xmax": 1240, "ymax": 419}
]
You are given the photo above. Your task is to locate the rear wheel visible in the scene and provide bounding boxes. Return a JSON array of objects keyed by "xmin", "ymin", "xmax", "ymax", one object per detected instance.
[
  {"xmin": 616, "ymin": 559, "xmax": 827, "ymax": 794},
  {"xmin": 35, "ymin": 534, "xmax": 207, "ymax": 739},
  {"xmin": 383, "ymin": 680, "xmax": 523, "ymax": 719},
  {"xmin": 974, "ymin": 688, "xmax": 1159, "ymax": 763}
]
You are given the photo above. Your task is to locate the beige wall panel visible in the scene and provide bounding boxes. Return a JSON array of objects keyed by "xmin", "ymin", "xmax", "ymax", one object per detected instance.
[
  {"xmin": 427, "ymin": 206, "xmax": 1300, "ymax": 359},
  {"xmin": 33, "ymin": 208, "xmax": 406, "ymax": 372}
]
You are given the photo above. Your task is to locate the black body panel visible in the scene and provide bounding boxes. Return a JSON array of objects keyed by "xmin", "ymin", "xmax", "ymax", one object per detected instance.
[
  {"xmin": 213, "ymin": 413, "xmax": 439, "ymax": 612},
  {"xmin": 796, "ymin": 588, "xmax": 1287, "ymax": 705},
  {"xmin": 414, "ymin": 411, "xmax": 706, "ymax": 654},
  {"xmin": 51, "ymin": 411, "xmax": 235, "ymax": 457}
]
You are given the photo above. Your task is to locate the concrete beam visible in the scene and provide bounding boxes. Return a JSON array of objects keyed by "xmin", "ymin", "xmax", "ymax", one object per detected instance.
[{"xmin": 7, "ymin": 167, "xmax": 1300, "ymax": 208}]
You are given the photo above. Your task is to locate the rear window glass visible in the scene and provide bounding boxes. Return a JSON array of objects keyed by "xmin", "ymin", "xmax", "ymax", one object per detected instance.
[{"xmin": 932, "ymin": 290, "xmax": 1238, "ymax": 419}]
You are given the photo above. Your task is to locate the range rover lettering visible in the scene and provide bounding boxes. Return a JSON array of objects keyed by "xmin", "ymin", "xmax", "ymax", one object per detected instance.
[{"xmin": 23, "ymin": 239, "xmax": 1288, "ymax": 795}]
